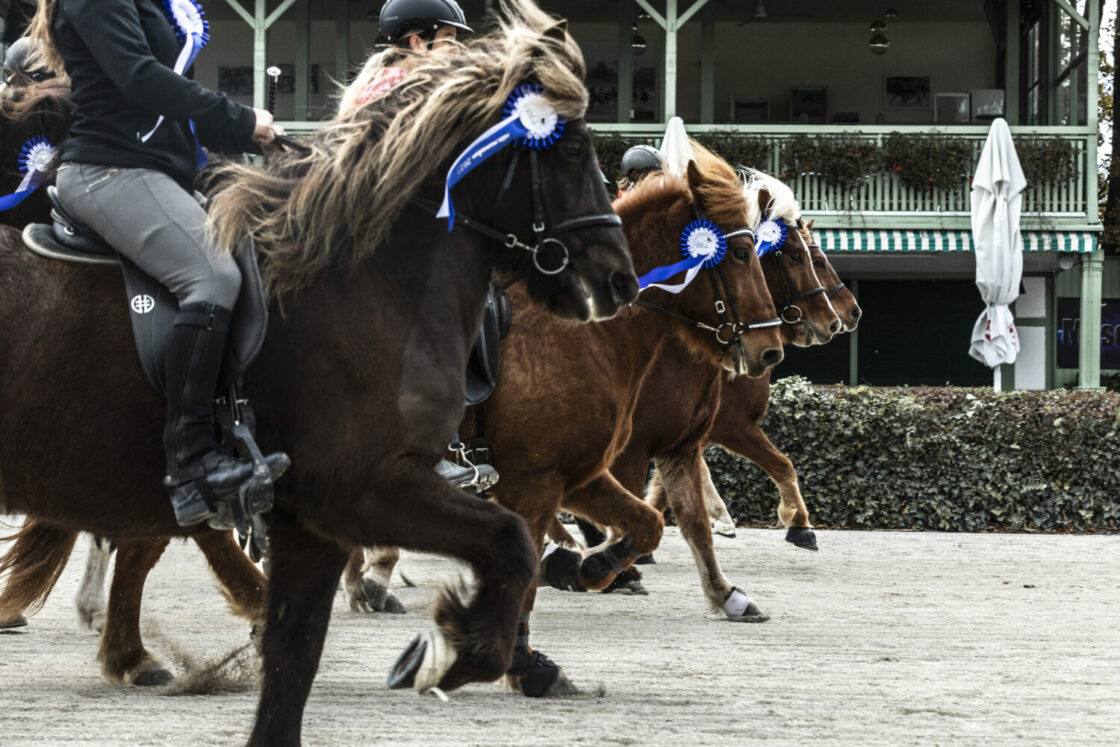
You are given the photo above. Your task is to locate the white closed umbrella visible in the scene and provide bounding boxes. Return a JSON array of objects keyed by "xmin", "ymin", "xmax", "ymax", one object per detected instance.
[
  {"xmin": 659, "ymin": 116, "xmax": 693, "ymax": 177},
  {"xmin": 969, "ymin": 117, "xmax": 1026, "ymax": 390}
]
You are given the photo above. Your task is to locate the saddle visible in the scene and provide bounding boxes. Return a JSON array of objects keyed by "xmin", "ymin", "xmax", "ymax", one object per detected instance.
[
  {"xmin": 21, "ymin": 186, "xmax": 274, "ymax": 555},
  {"xmin": 465, "ymin": 283, "xmax": 512, "ymax": 407},
  {"xmin": 23, "ymin": 186, "xmax": 268, "ymax": 397}
]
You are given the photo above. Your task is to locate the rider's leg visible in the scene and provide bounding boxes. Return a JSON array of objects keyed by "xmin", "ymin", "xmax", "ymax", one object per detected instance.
[{"xmin": 54, "ymin": 163, "xmax": 288, "ymax": 526}]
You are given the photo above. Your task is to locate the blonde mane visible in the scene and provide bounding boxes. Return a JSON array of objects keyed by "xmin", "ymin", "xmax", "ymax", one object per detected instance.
[
  {"xmin": 741, "ymin": 167, "xmax": 803, "ymax": 230},
  {"xmin": 206, "ymin": 0, "xmax": 588, "ymax": 297}
]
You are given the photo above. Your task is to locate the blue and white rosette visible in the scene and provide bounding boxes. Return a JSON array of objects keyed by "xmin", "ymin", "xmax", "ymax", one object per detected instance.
[
  {"xmin": 637, "ymin": 218, "xmax": 728, "ymax": 294},
  {"xmin": 437, "ymin": 84, "xmax": 566, "ymax": 229},
  {"xmin": 755, "ymin": 217, "xmax": 787, "ymax": 257},
  {"xmin": 140, "ymin": 0, "xmax": 210, "ymax": 160},
  {"xmin": 0, "ymin": 136, "xmax": 57, "ymax": 211}
]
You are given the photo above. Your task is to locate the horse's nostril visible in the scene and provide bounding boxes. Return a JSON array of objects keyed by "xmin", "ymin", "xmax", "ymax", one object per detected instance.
[
  {"xmin": 761, "ymin": 348, "xmax": 783, "ymax": 368},
  {"xmin": 850, "ymin": 307, "xmax": 862, "ymax": 321},
  {"xmin": 829, "ymin": 319, "xmax": 842, "ymax": 336},
  {"xmin": 610, "ymin": 271, "xmax": 638, "ymax": 303}
]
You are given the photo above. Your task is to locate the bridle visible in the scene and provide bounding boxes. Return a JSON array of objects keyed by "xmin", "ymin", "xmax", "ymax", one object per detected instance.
[
  {"xmin": 765, "ymin": 229, "xmax": 827, "ymax": 325},
  {"xmin": 808, "ymin": 243, "xmax": 848, "ymax": 300},
  {"xmin": 415, "ymin": 147, "xmax": 621, "ymax": 277},
  {"xmin": 635, "ymin": 213, "xmax": 782, "ymax": 359}
]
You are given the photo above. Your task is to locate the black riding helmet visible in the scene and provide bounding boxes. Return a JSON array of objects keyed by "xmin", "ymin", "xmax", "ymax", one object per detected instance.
[
  {"xmin": 3, "ymin": 38, "xmax": 53, "ymax": 82},
  {"xmin": 379, "ymin": 0, "xmax": 473, "ymax": 44},
  {"xmin": 621, "ymin": 145, "xmax": 663, "ymax": 178}
]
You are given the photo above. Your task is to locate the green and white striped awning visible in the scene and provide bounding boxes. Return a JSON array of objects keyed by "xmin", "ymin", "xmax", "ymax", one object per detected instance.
[{"xmin": 819, "ymin": 230, "xmax": 1098, "ymax": 254}]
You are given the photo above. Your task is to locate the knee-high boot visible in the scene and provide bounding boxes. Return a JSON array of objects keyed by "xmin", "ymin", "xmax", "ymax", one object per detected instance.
[{"xmin": 163, "ymin": 302, "xmax": 286, "ymax": 526}]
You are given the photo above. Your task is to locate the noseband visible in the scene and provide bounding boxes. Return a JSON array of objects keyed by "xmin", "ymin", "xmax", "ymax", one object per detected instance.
[
  {"xmin": 765, "ymin": 233, "xmax": 827, "ymax": 325},
  {"xmin": 635, "ymin": 219, "xmax": 782, "ymax": 359},
  {"xmin": 415, "ymin": 147, "xmax": 621, "ymax": 277}
]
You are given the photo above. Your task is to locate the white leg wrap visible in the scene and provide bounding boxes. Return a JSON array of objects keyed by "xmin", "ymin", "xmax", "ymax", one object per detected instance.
[
  {"xmin": 723, "ymin": 587, "xmax": 755, "ymax": 618},
  {"xmin": 413, "ymin": 628, "xmax": 459, "ymax": 693}
]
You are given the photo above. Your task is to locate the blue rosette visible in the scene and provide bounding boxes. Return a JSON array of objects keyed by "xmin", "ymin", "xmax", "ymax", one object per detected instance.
[
  {"xmin": 681, "ymin": 218, "xmax": 727, "ymax": 268},
  {"xmin": 755, "ymin": 217, "xmax": 787, "ymax": 257},
  {"xmin": 162, "ymin": 0, "xmax": 210, "ymax": 50},
  {"xmin": 0, "ymin": 136, "xmax": 57, "ymax": 212},
  {"xmin": 501, "ymin": 84, "xmax": 566, "ymax": 150}
]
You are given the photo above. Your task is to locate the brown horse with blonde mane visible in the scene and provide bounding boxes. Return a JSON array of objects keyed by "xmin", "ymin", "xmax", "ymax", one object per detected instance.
[{"xmin": 0, "ymin": 3, "xmax": 638, "ymax": 743}]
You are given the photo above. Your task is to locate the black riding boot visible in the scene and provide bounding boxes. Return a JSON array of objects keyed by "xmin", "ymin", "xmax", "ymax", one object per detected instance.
[{"xmin": 163, "ymin": 303, "xmax": 283, "ymax": 526}]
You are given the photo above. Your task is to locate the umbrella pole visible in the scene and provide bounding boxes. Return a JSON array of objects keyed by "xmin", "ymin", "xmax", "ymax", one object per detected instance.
[{"xmin": 993, "ymin": 365, "xmax": 1002, "ymax": 392}]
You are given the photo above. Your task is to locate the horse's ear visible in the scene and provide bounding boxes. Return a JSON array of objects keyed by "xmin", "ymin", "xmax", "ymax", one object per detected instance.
[
  {"xmin": 545, "ymin": 20, "xmax": 568, "ymax": 41},
  {"xmin": 685, "ymin": 159, "xmax": 706, "ymax": 208},
  {"xmin": 805, "ymin": 218, "xmax": 815, "ymax": 231}
]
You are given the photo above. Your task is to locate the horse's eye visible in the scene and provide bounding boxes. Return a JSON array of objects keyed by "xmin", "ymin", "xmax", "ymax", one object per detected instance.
[
  {"xmin": 733, "ymin": 249, "xmax": 752, "ymax": 262},
  {"xmin": 813, "ymin": 260, "xmax": 826, "ymax": 270},
  {"xmin": 562, "ymin": 141, "xmax": 582, "ymax": 157},
  {"xmin": 787, "ymin": 249, "xmax": 805, "ymax": 264}
]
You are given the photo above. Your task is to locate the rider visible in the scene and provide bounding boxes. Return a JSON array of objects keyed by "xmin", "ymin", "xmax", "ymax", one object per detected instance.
[
  {"xmin": 22, "ymin": 0, "xmax": 288, "ymax": 528},
  {"xmin": 616, "ymin": 144, "xmax": 663, "ymax": 196},
  {"xmin": 346, "ymin": 0, "xmax": 499, "ymax": 493}
]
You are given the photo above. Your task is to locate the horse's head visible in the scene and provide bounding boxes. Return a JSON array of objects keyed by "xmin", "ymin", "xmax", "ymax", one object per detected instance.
[
  {"xmin": 743, "ymin": 172, "xmax": 840, "ymax": 348},
  {"xmin": 619, "ymin": 145, "xmax": 784, "ymax": 377},
  {"xmin": 803, "ymin": 219, "xmax": 862, "ymax": 331}
]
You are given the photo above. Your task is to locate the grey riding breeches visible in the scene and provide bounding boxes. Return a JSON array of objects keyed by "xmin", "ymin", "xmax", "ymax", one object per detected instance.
[{"xmin": 55, "ymin": 162, "xmax": 241, "ymax": 309}]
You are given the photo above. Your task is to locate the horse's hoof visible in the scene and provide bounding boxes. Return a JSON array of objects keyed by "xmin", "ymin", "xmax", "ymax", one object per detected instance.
[
  {"xmin": 508, "ymin": 649, "xmax": 577, "ymax": 698},
  {"xmin": 0, "ymin": 615, "xmax": 28, "ymax": 631},
  {"xmin": 132, "ymin": 664, "xmax": 174, "ymax": 687},
  {"xmin": 602, "ymin": 567, "xmax": 647, "ymax": 595},
  {"xmin": 388, "ymin": 629, "xmax": 457, "ymax": 692},
  {"xmin": 785, "ymin": 526, "xmax": 818, "ymax": 551},
  {"xmin": 357, "ymin": 578, "xmax": 406, "ymax": 614},
  {"xmin": 712, "ymin": 519, "xmax": 737, "ymax": 538},
  {"xmin": 634, "ymin": 553, "xmax": 656, "ymax": 565},
  {"xmin": 723, "ymin": 586, "xmax": 770, "ymax": 623},
  {"xmin": 541, "ymin": 545, "xmax": 586, "ymax": 592}
]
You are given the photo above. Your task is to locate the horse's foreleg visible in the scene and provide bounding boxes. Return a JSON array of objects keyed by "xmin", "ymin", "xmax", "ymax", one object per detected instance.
[
  {"xmin": 561, "ymin": 472, "xmax": 664, "ymax": 592},
  {"xmin": 342, "ymin": 545, "xmax": 403, "ymax": 614},
  {"xmin": 75, "ymin": 535, "xmax": 114, "ymax": 633},
  {"xmin": 656, "ymin": 451, "xmax": 768, "ymax": 623},
  {"xmin": 644, "ymin": 467, "xmax": 668, "ymax": 512},
  {"xmin": 723, "ymin": 424, "xmax": 817, "ymax": 550},
  {"xmin": 98, "ymin": 537, "xmax": 174, "ymax": 685},
  {"xmin": 698, "ymin": 459, "xmax": 737, "ymax": 537},
  {"xmin": 367, "ymin": 459, "xmax": 536, "ymax": 694},
  {"xmin": 250, "ymin": 510, "xmax": 348, "ymax": 747},
  {"xmin": 192, "ymin": 530, "xmax": 267, "ymax": 642}
]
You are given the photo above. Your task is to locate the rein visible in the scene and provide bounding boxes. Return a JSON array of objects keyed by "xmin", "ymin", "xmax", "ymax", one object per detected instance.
[
  {"xmin": 413, "ymin": 147, "xmax": 621, "ymax": 277},
  {"xmin": 635, "ymin": 223, "xmax": 781, "ymax": 352}
]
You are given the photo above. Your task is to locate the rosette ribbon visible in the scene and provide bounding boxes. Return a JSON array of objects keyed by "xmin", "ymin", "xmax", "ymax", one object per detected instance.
[
  {"xmin": 436, "ymin": 84, "xmax": 566, "ymax": 229},
  {"xmin": 140, "ymin": 0, "xmax": 210, "ymax": 167},
  {"xmin": 0, "ymin": 136, "xmax": 57, "ymax": 211},
  {"xmin": 638, "ymin": 218, "xmax": 728, "ymax": 294},
  {"xmin": 755, "ymin": 217, "xmax": 787, "ymax": 257}
]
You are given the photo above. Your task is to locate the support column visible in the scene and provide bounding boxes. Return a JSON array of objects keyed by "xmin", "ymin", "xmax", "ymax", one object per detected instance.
[
  {"xmin": 1077, "ymin": 250, "xmax": 1103, "ymax": 388},
  {"xmin": 616, "ymin": 0, "xmax": 633, "ymax": 123},
  {"xmin": 848, "ymin": 278, "xmax": 860, "ymax": 386},
  {"xmin": 253, "ymin": 0, "xmax": 267, "ymax": 110},
  {"xmin": 336, "ymin": 0, "xmax": 351, "ymax": 86},
  {"xmin": 294, "ymin": 0, "xmax": 310, "ymax": 120},
  {"xmin": 700, "ymin": 3, "xmax": 714, "ymax": 123},
  {"xmin": 1005, "ymin": 0, "xmax": 1021, "ymax": 124},
  {"xmin": 636, "ymin": 0, "xmax": 710, "ymax": 121}
]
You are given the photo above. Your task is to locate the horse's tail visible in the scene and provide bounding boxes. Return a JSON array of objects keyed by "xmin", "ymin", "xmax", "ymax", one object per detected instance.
[{"xmin": 0, "ymin": 520, "xmax": 78, "ymax": 621}]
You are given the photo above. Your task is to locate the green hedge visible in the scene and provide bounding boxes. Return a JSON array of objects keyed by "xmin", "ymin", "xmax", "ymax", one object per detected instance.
[{"xmin": 705, "ymin": 377, "xmax": 1120, "ymax": 532}]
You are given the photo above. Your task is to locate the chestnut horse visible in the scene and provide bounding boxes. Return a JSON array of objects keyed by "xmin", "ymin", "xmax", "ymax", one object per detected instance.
[{"xmin": 0, "ymin": 5, "xmax": 637, "ymax": 744}]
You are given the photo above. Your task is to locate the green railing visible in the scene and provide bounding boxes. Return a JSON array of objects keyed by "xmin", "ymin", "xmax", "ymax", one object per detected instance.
[{"xmin": 588, "ymin": 123, "xmax": 1097, "ymax": 231}]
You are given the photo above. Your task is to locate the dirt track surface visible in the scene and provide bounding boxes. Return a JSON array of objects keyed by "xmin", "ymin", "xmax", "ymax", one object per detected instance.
[{"xmin": 1, "ymin": 525, "xmax": 1118, "ymax": 746}]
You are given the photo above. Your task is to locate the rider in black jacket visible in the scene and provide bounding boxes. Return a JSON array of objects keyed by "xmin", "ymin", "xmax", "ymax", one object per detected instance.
[{"xmin": 23, "ymin": 0, "xmax": 288, "ymax": 527}]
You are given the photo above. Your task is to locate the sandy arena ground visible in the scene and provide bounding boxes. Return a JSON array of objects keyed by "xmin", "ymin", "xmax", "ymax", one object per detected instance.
[{"xmin": 1, "ymin": 525, "xmax": 1118, "ymax": 746}]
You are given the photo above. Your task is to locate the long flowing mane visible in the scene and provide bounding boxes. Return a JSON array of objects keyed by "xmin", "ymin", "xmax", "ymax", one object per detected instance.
[
  {"xmin": 618, "ymin": 139, "xmax": 750, "ymax": 231},
  {"xmin": 207, "ymin": 0, "xmax": 588, "ymax": 297},
  {"xmin": 741, "ymin": 167, "xmax": 803, "ymax": 229}
]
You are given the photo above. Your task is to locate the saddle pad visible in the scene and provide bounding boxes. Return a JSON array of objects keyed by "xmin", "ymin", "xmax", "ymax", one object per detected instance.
[{"xmin": 24, "ymin": 222, "xmax": 269, "ymax": 397}]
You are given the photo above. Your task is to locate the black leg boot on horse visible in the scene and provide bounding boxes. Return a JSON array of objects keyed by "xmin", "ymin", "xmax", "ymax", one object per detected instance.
[{"xmin": 163, "ymin": 302, "xmax": 288, "ymax": 527}]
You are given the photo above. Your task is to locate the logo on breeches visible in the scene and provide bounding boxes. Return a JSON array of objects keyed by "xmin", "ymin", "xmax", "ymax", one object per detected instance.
[{"xmin": 131, "ymin": 295, "xmax": 156, "ymax": 314}]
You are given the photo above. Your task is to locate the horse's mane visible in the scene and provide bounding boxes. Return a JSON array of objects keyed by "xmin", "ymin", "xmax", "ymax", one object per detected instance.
[
  {"xmin": 741, "ymin": 167, "xmax": 803, "ymax": 229},
  {"xmin": 618, "ymin": 139, "xmax": 749, "ymax": 232},
  {"xmin": 0, "ymin": 79, "xmax": 73, "ymax": 129},
  {"xmin": 207, "ymin": 0, "xmax": 588, "ymax": 297}
]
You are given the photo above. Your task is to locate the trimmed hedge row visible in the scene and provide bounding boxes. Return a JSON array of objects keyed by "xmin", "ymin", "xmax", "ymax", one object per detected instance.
[{"xmin": 704, "ymin": 377, "xmax": 1120, "ymax": 532}]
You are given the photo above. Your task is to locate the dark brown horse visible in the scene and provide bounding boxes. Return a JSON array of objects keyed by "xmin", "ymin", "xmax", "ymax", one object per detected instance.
[{"xmin": 0, "ymin": 5, "xmax": 636, "ymax": 744}]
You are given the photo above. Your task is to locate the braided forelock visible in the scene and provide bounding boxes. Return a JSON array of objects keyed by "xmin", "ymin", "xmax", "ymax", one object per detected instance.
[
  {"xmin": 741, "ymin": 167, "xmax": 803, "ymax": 229},
  {"xmin": 206, "ymin": 0, "xmax": 588, "ymax": 298}
]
